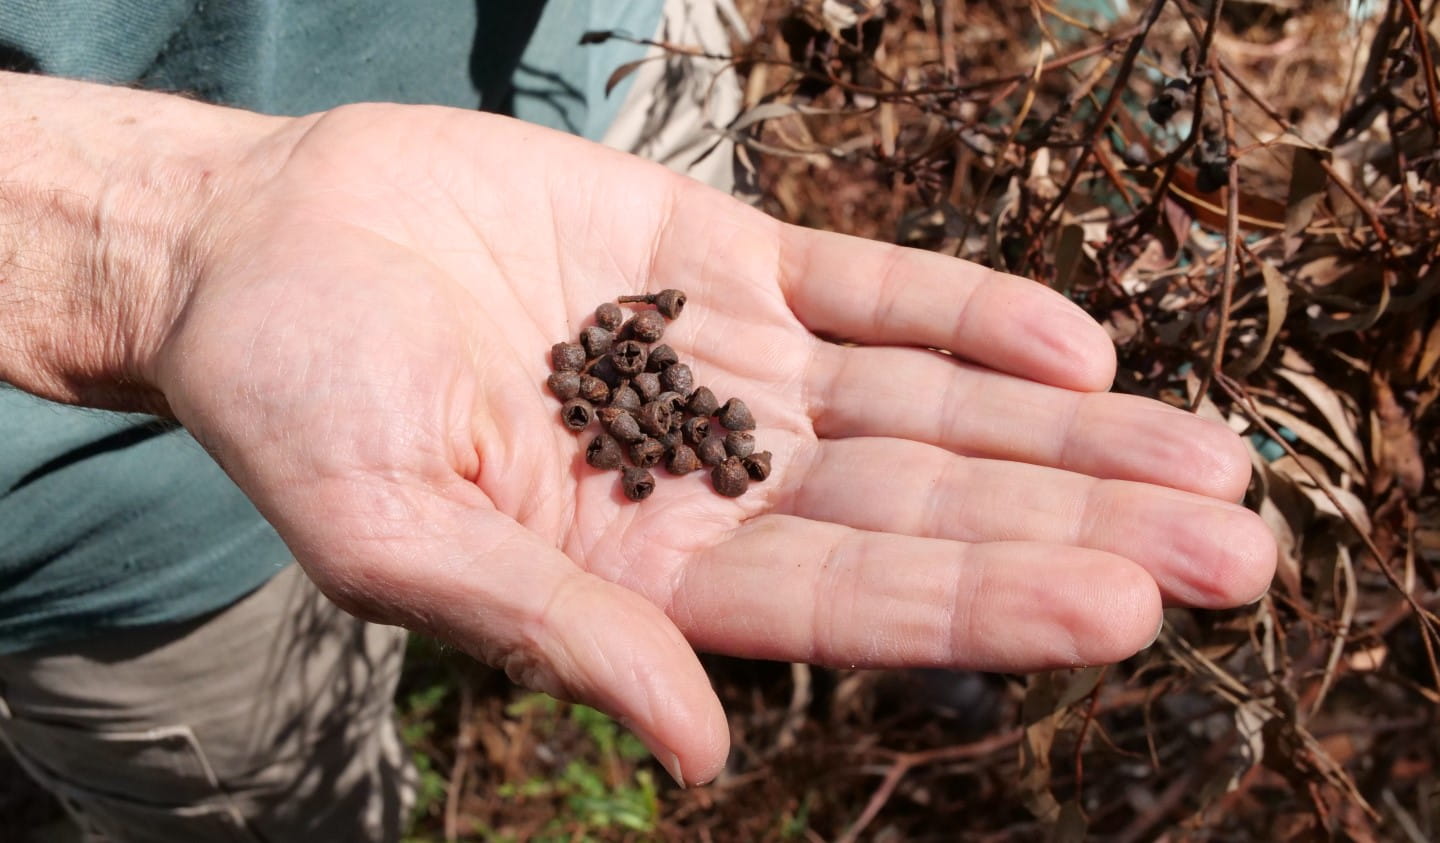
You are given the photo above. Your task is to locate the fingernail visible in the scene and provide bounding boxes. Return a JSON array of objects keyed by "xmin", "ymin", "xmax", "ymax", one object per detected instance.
[
  {"xmin": 659, "ymin": 750, "xmax": 687, "ymax": 789},
  {"xmin": 1146, "ymin": 614, "xmax": 1165, "ymax": 649},
  {"xmin": 618, "ymin": 715, "xmax": 687, "ymax": 788}
]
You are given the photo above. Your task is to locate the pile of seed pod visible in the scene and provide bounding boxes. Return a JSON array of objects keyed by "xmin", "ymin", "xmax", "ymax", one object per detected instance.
[{"xmin": 547, "ymin": 290, "xmax": 772, "ymax": 501}]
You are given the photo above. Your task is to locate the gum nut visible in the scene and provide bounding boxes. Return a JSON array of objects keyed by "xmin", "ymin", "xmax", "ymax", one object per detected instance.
[
  {"xmin": 660, "ymin": 363, "xmax": 694, "ymax": 395},
  {"xmin": 655, "ymin": 289, "xmax": 687, "ymax": 319},
  {"xmin": 586, "ymin": 434, "xmax": 623, "ymax": 470},
  {"xmin": 743, "ymin": 450, "xmax": 772, "ymax": 481},
  {"xmin": 632, "ymin": 372, "xmax": 662, "ymax": 401},
  {"xmin": 580, "ymin": 326, "xmax": 613, "ymax": 358},
  {"xmin": 718, "ymin": 398, "xmax": 755, "ymax": 431},
  {"xmin": 655, "ymin": 391, "xmax": 686, "ymax": 413},
  {"xmin": 578, "ymin": 375, "xmax": 609, "ymax": 404},
  {"xmin": 547, "ymin": 371, "xmax": 581, "ymax": 400},
  {"xmin": 609, "ymin": 383, "xmax": 642, "ymax": 412},
  {"xmin": 551, "ymin": 342, "xmax": 585, "ymax": 372},
  {"xmin": 646, "ymin": 344, "xmax": 679, "ymax": 372},
  {"xmin": 724, "ymin": 430, "xmax": 755, "ymax": 459},
  {"xmin": 603, "ymin": 409, "xmax": 644, "ymax": 443},
  {"xmin": 666, "ymin": 444, "xmax": 701, "ymax": 475},
  {"xmin": 624, "ymin": 310, "xmax": 666, "ymax": 343},
  {"xmin": 621, "ymin": 467, "xmax": 655, "ymax": 501},
  {"xmin": 630, "ymin": 437, "xmax": 665, "ymax": 468},
  {"xmin": 697, "ymin": 436, "xmax": 727, "ymax": 467},
  {"xmin": 611, "ymin": 340, "xmax": 648, "ymax": 375},
  {"xmin": 637, "ymin": 401, "xmax": 673, "ymax": 436},
  {"xmin": 681, "ymin": 416, "xmax": 710, "ymax": 446},
  {"xmin": 595, "ymin": 301, "xmax": 623, "ymax": 331},
  {"xmin": 712, "ymin": 456, "xmax": 749, "ymax": 497},
  {"xmin": 686, "ymin": 386, "xmax": 719, "ymax": 417},
  {"xmin": 560, "ymin": 398, "xmax": 593, "ymax": 431}
]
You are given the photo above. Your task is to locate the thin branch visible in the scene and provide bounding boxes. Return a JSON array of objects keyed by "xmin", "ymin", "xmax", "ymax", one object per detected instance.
[
  {"xmin": 837, "ymin": 729, "xmax": 1023, "ymax": 843},
  {"xmin": 443, "ymin": 681, "xmax": 475, "ymax": 842},
  {"xmin": 1147, "ymin": 0, "xmax": 1225, "ymax": 205},
  {"xmin": 1034, "ymin": 0, "xmax": 1170, "ymax": 235},
  {"xmin": 1192, "ymin": 35, "xmax": 1240, "ymax": 408},
  {"xmin": 1399, "ymin": 0, "xmax": 1440, "ymax": 129}
]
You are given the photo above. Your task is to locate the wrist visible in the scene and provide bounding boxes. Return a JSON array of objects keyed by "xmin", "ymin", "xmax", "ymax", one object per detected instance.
[{"xmin": 0, "ymin": 72, "xmax": 282, "ymax": 413}]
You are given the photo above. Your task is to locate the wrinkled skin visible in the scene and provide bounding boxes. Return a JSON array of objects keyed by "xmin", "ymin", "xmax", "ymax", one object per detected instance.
[{"xmin": 154, "ymin": 105, "xmax": 1276, "ymax": 785}]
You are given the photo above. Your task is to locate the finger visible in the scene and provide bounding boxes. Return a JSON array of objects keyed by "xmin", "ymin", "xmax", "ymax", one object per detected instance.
[
  {"xmin": 805, "ymin": 343, "xmax": 1251, "ymax": 500},
  {"xmin": 670, "ymin": 515, "xmax": 1162, "ymax": 671},
  {"xmin": 784, "ymin": 438, "xmax": 1275, "ymax": 608},
  {"xmin": 777, "ymin": 226, "xmax": 1116, "ymax": 391},
  {"xmin": 292, "ymin": 479, "xmax": 729, "ymax": 787}
]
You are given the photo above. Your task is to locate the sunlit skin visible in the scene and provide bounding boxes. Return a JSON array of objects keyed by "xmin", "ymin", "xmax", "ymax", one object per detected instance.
[{"xmin": 44, "ymin": 102, "xmax": 1275, "ymax": 786}]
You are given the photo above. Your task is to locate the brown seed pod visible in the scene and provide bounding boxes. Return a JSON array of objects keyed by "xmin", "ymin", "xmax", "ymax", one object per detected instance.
[
  {"xmin": 686, "ymin": 386, "xmax": 719, "ymax": 417},
  {"xmin": 585, "ymin": 433, "xmax": 623, "ymax": 470},
  {"xmin": 630, "ymin": 437, "xmax": 665, "ymax": 468},
  {"xmin": 547, "ymin": 371, "xmax": 581, "ymax": 400},
  {"xmin": 599, "ymin": 407, "xmax": 644, "ymax": 443},
  {"xmin": 646, "ymin": 344, "xmax": 679, "ymax": 372},
  {"xmin": 718, "ymin": 398, "xmax": 755, "ymax": 431},
  {"xmin": 666, "ymin": 444, "xmax": 701, "ymax": 475},
  {"xmin": 610, "ymin": 340, "xmax": 648, "ymax": 376},
  {"xmin": 619, "ymin": 289, "xmax": 687, "ymax": 321},
  {"xmin": 660, "ymin": 363, "xmax": 694, "ymax": 395},
  {"xmin": 743, "ymin": 450, "xmax": 772, "ymax": 481},
  {"xmin": 580, "ymin": 326, "xmax": 613, "ymax": 359},
  {"xmin": 621, "ymin": 467, "xmax": 655, "ymax": 501},
  {"xmin": 681, "ymin": 416, "xmax": 710, "ymax": 446},
  {"xmin": 637, "ymin": 401, "xmax": 673, "ymax": 436},
  {"xmin": 608, "ymin": 382, "xmax": 642, "ymax": 413},
  {"xmin": 654, "ymin": 289, "xmax": 686, "ymax": 320},
  {"xmin": 578, "ymin": 375, "xmax": 609, "ymax": 405},
  {"xmin": 587, "ymin": 354, "xmax": 623, "ymax": 388},
  {"xmin": 595, "ymin": 301, "xmax": 623, "ymax": 332},
  {"xmin": 724, "ymin": 430, "xmax": 755, "ymax": 459},
  {"xmin": 655, "ymin": 391, "xmax": 687, "ymax": 415},
  {"xmin": 631, "ymin": 372, "xmax": 662, "ymax": 402},
  {"xmin": 551, "ymin": 342, "xmax": 585, "ymax": 372},
  {"xmin": 560, "ymin": 398, "xmax": 594, "ymax": 432},
  {"xmin": 656, "ymin": 429, "xmax": 682, "ymax": 451},
  {"xmin": 697, "ymin": 436, "xmax": 727, "ymax": 467},
  {"xmin": 623, "ymin": 310, "xmax": 666, "ymax": 343},
  {"xmin": 712, "ymin": 456, "xmax": 749, "ymax": 497}
]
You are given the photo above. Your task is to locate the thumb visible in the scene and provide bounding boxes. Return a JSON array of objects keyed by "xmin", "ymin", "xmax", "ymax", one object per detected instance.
[{"xmin": 293, "ymin": 479, "xmax": 730, "ymax": 787}]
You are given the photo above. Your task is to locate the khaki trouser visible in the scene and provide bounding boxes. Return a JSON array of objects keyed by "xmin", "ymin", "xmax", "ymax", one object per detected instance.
[
  {"xmin": 0, "ymin": 564, "xmax": 413, "ymax": 843},
  {"xmin": 0, "ymin": 2, "xmax": 744, "ymax": 841}
]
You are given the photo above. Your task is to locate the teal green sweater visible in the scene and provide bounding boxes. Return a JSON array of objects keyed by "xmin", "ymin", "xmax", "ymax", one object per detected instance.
[{"xmin": 0, "ymin": 0, "xmax": 662, "ymax": 653}]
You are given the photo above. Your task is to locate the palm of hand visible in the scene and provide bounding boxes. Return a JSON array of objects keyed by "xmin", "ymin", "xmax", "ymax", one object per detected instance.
[{"xmin": 156, "ymin": 105, "xmax": 1275, "ymax": 783}]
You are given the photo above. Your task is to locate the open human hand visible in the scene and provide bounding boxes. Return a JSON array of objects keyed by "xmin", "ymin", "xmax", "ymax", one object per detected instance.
[{"xmin": 39, "ymin": 100, "xmax": 1277, "ymax": 786}]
